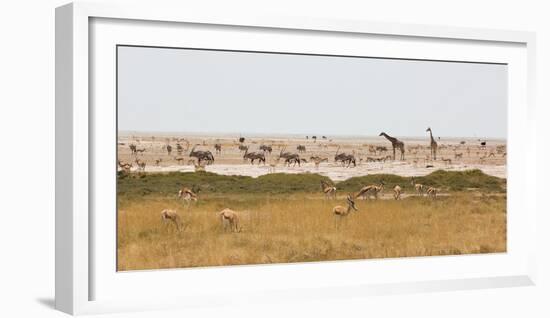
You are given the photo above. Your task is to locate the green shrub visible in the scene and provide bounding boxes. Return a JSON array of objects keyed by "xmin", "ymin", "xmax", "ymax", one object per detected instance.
[{"xmin": 117, "ymin": 169, "xmax": 505, "ymax": 198}]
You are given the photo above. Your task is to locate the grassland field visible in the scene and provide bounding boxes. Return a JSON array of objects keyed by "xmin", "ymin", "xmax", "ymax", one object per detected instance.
[{"xmin": 117, "ymin": 169, "xmax": 506, "ymax": 270}]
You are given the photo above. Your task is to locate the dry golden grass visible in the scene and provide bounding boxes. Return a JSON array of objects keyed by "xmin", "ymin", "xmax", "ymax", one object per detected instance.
[{"xmin": 117, "ymin": 192, "xmax": 506, "ymax": 271}]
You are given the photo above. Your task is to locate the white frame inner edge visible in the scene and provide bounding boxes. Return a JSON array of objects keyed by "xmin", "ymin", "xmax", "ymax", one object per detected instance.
[{"xmin": 55, "ymin": 2, "xmax": 537, "ymax": 315}]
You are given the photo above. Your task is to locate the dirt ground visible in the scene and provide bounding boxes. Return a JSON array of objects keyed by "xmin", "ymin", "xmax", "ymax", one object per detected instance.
[{"xmin": 117, "ymin": 133, "xmax": 506, "ymax": 181}]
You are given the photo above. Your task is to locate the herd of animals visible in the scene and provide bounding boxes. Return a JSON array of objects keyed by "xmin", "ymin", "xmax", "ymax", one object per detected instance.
[
  {"xmin": 119, "ymin": 128, "xmax": 505, "ymax": 233},
  {"xmin": 160, "ymin": 176, "xmax": 439, "ymax": 233},
  {"xmin": 117, "ymin": 127, "xmax": 506, "ymax": 174}
]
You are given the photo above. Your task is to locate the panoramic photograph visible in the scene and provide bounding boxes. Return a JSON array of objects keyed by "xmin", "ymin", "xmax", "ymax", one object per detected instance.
[{"xmin": 116, "ymin": 45, "xmax": 507, "ymax": 271}]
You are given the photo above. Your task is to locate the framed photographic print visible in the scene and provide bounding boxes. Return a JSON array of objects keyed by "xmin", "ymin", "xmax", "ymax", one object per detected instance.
[{"xmin": 56, "ymin": 2, "xmax": 537, "ymax": 315}]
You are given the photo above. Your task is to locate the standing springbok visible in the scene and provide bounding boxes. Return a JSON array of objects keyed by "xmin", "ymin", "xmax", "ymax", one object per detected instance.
[
  {"xmin": 134, "ymin": 158, "xmax": 146, "ymax": 171},
  {"xmin": 393, "ymin": 185, "xmax": 402, "ymax": 200},
  {"xmin": 219, "ymin": 208, "xmax": 241, "ymax": 232},
  {"xmin": 356, "ymin": 181, "xmax": 385, "ymax": 200},
  {"xmin": 160, "ymin": 209, "xmax": 182, "ymax": 231},
  {"xmin": 426, "ymin": 187, "xmax": 438, "ymax": 200},
  {"xmin": 321, "ymin": 180, "xmax": 337, "ymax": 199},
  {"xmin": 410, "ymin": 177, "xmax": 425, "ymax": 196},
  {"xmin": 333, "ymin": 194, "xmax": 358, "ymax": 226}
]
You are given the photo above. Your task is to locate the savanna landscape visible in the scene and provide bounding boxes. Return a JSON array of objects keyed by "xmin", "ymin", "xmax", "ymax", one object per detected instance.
[
  {"xmin": 117, "ymin": 134, "xmax": 507, "ymax": 271},
  {"xmin": 116, "ymin": 45, "xmax": 507, "ymax": 271}
]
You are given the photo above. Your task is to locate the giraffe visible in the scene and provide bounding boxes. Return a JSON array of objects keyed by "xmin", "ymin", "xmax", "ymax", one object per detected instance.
[
  {"xmin": 426, "ymin": 127, "xmax": 438, "ymax": 160},
  {"xmin": 378, "ymin": 132, "xmax": 405, "ymax": 160}
]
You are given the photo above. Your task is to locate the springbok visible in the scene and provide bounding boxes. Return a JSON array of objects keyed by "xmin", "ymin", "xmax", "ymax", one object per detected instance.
[
  {"xmin": 442, "ymin": 158, "xmax": 452, "ymax": 166},
  {"xmin": 118, "ymin": 160, "xmax": 132, "ymax": 173},
  {"xmin": 161, "ymin": 209, "xmax": 182, "ymax": 231},
  {"xmin": 310, "ymin": 156, "xmax": 328, "ymax": 169},
  {"xmin": 333, "ymin": 194, "xmax": 358, "ymax": 226},
  {"xmin": 321, "ymin": 180, "xmax": 337, "ymax": 199},
  {"xmin": 219, "ymin": 208, "xmax": 241, "ymax": 232},
  {"xmin": 134, "ymin": 159, "xmax": 146, "ymax": 171},
  {"xmin": 393, "ymin": 185, "xmax": 402, "ymax": 200},
  {"xmin": 426, "ymin": 187, "xmax": 438, "ymax": 200},
  {"xmin": 178, "ymin": 187, "xmax": 198, "ymax": 206},
  {"xmin": 356, "ymin": 182, "xmax": 385, "ymax": 200},
  {"xmin": 411, "ymin": 177, "xmax": 425, "ymax": 196}
]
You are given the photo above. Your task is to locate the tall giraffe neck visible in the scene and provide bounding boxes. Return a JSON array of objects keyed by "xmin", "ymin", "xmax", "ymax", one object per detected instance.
[
  {"xmin": 429, "ymin": 130, "xmax": 435, "ymax": 143},
  {"xmin": 382, "ymin": 133, "xmax": 397, "ymax": 143}
]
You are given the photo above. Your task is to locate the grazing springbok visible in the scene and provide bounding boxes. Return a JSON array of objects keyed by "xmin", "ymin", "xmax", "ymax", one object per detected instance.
[
  {"xmin": 174, "ymin": 157, "xmax": 185, "ymax": 165},
  {"xmin": 161, "ymin": 209, "xmax": 182, "ymax": 231},
  {"xmin": 426, "ymin": 187, "xmax": 438, "ymax": 200},
  {"xmin": 310, "ymin": 156, "xmax": 328, "ymax": 169},
  {"xmin": 155, "ymin": 158, "xmax": 162, "ymax": 166},
  {"xmin": 333, "ymin": 195, "xmax": 358, "ymax": 225},
  {"xmin": 393, "ymin": 185, "xmax": 402, "ymax": 200},
  {"xmin": 356, "ymin": 182, "xmax": 385, "ymax": 200},
  {"xmin": 118, "ymin": 160, "xmax": 132, "ymax": 173},
  {"xmin": 178, "ymin": 187, "xmax": 198, "ymax": 206},
  {"xmin": 219, "ymin": 208, "xmax": 241, "ymax": 232},
  {"xmin": 411, "ymin": 177, "xmax": 425, "ymax": 196},
  {"xmin": 321, "ymin": 180, "xmax": 337, "ymax": 199}
]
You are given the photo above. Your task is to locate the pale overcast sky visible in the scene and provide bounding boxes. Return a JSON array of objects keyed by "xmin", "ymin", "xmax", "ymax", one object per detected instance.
[{"xmin": 117, "ymin": 46, "xmax": 507, "ymax": 139}]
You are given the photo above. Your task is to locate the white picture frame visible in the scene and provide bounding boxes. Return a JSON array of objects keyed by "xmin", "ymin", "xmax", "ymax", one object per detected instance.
[{"xmin": 55, "ymin": 2, "xmax": 537, "ymax": 315}]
